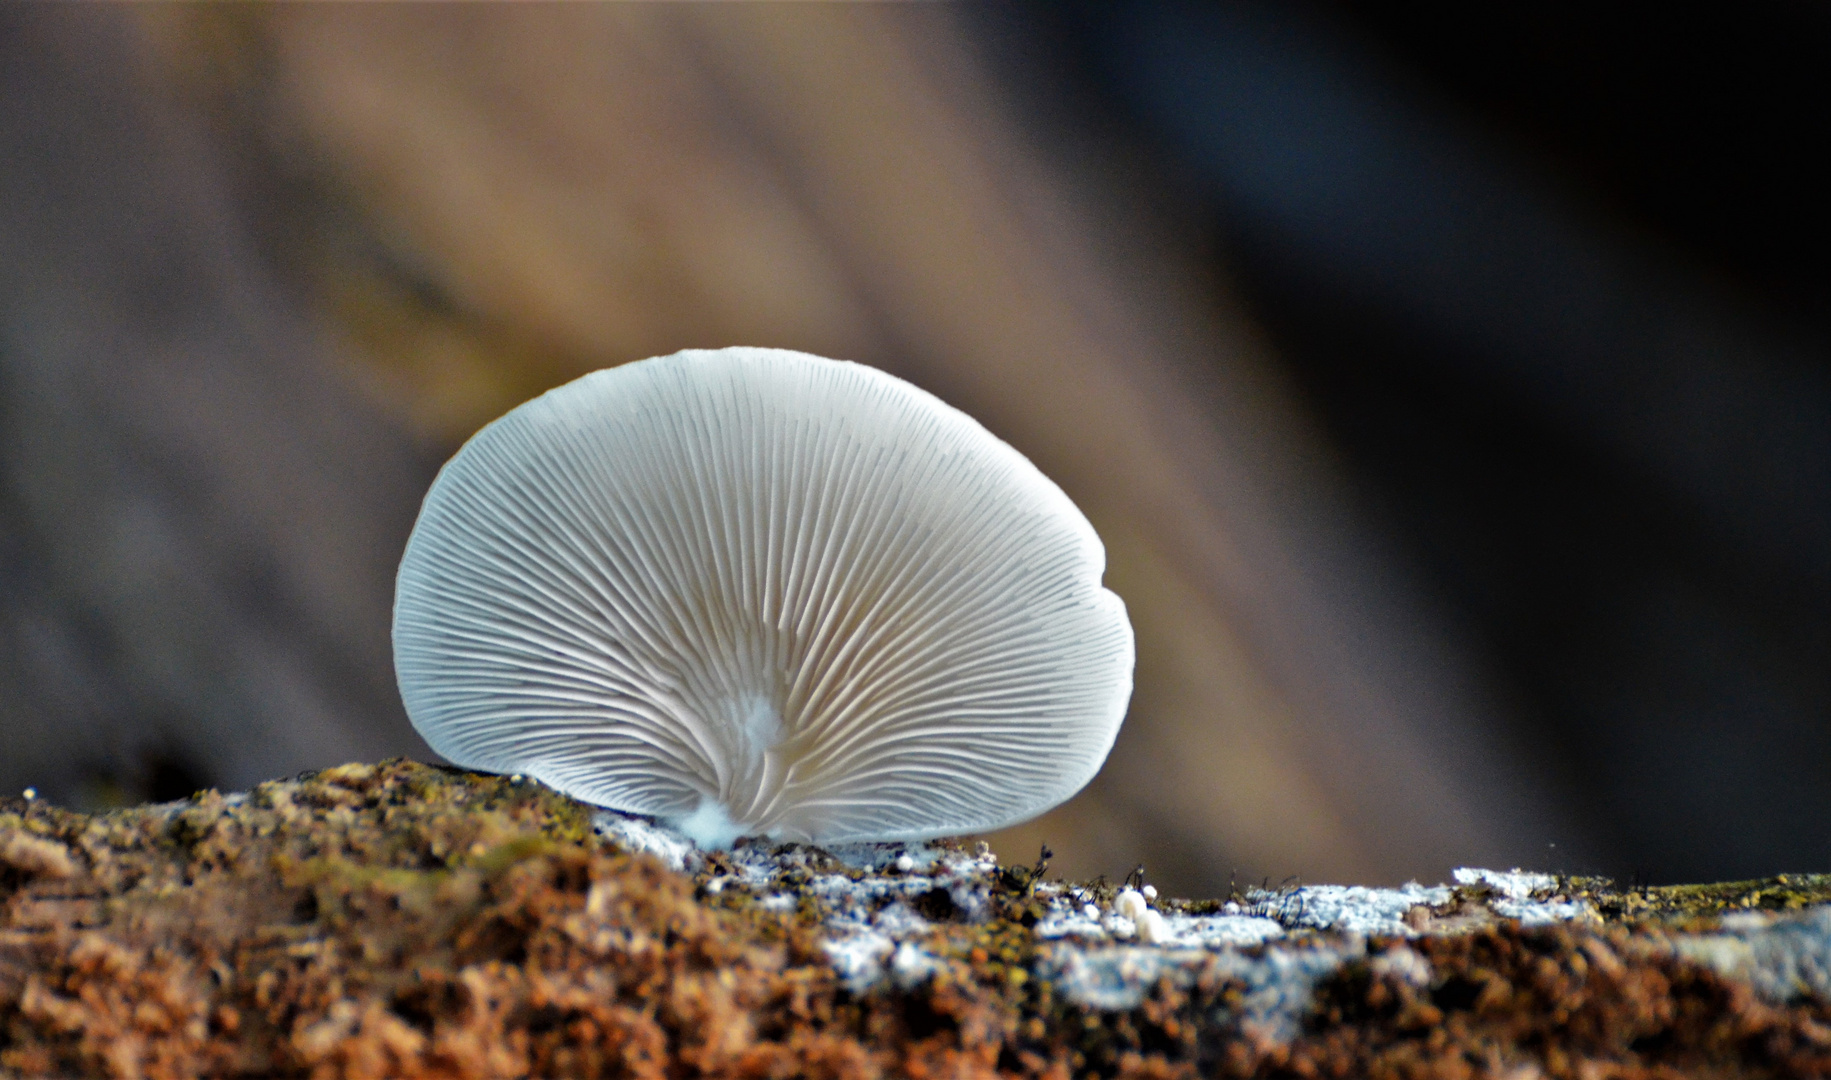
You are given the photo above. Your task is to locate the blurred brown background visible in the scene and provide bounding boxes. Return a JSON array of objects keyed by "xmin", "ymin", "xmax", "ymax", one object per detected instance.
[{"xmin": 4, "ymin": 2, "xmax": 1827, "ymax": 894}]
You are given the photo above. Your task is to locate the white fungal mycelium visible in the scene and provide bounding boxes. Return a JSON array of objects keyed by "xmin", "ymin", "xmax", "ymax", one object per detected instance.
[{"xmin": 394, "ymin": 347, "xmax": 1134, "ymax": 849}]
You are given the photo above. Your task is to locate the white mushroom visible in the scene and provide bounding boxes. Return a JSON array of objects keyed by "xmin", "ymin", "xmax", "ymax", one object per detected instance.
[
  {"xmin": 1115, "ymin": 888, "xmax": 1150, "ymax": 922},
  {"xmin": 1135, "ymin": 908, "xmax": 1171, "ymax": 944},
  {"xmin": 393, "ymin": 347, "xmax": 1133, "ymax": 849}
]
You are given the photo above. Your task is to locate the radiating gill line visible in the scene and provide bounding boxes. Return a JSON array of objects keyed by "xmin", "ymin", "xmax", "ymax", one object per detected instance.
[
  {"xmin": 780, "ymin": 420, "xmax": 884, "ymax": 710},
  {"xmin": 513, "ymin": 419, "xmax": 705, "ymax": 685}
]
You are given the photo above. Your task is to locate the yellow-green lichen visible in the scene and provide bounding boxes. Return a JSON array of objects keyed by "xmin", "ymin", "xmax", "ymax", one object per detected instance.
[{"xmin": 1558, "ymin": 873, "xmax": 1831, "ymax": 925}]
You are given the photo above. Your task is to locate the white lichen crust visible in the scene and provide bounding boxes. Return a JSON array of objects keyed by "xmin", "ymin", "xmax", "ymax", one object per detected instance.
[{"xmin": 394, "ymin": 348, "xmax": 1133, "ymax": 847}]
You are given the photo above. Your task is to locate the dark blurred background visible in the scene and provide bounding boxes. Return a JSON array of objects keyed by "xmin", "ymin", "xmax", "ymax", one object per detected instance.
[{"xmin": 3, "ymin": 2, "xmax": 1827, "ymax": 892}]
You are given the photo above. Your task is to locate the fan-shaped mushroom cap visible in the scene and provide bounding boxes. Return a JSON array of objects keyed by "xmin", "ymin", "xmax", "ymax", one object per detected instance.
[{"xmin": 393, "ymin": 347, "xmax": 1133, "ymax": 848}]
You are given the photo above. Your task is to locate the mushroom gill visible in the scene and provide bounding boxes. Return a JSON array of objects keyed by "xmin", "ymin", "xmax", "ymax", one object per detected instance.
[{"xmin": 393, "ymin": 347, "xmax": 1134, "ymax": 848}]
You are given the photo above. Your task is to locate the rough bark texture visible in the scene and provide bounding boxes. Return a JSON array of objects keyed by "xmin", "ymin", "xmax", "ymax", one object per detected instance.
[{"xmin": 4, "ymin": 759, "xmax": 1831, "ymax": 1079}]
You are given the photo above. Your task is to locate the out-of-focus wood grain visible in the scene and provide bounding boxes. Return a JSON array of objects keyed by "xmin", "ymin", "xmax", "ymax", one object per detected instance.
[
  {"xmin": 0, "ymin": 4, "xmax": 1577, "ymax": 891},
  {"xmin": 0, "ymin": 8, "xmax": 434, "ymax": 807}
]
